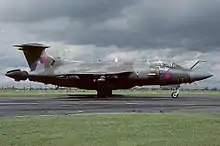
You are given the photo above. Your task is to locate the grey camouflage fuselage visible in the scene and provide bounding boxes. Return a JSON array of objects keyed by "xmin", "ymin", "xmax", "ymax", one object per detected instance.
[{"xmin": 5, "ymin": 43, "xmax": 213, "ymax": 98}]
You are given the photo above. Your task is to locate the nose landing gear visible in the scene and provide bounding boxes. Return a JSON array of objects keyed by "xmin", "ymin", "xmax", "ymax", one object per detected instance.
[{"xmin": 171, "ymin": 88, "xmax": 180, "ymax": 98}]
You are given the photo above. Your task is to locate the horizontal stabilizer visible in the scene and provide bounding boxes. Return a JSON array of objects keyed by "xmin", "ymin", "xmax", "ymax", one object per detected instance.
[{"xmin": 14, "ymin": 43, "xmax": 50, "ymax": 49}]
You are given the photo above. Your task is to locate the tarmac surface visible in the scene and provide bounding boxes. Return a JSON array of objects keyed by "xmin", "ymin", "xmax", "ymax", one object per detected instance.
[{"xmin": 0, "ymin": 94, "xmax": 220, "ymax": 116}]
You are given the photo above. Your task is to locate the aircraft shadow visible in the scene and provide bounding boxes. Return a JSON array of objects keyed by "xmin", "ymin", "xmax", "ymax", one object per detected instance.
[{"xmin": 55, "ymin": 94, "xmax": 172, "ymax": 101}]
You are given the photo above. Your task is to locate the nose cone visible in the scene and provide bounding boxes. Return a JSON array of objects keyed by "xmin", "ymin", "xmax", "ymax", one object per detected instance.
[
  {"xmin": 190, "ymin": 72, "xmax": 213, "ymax": 82},
  {"xmin": 5, "ymin": 70, "xmax": 28, "ymax": 81}
]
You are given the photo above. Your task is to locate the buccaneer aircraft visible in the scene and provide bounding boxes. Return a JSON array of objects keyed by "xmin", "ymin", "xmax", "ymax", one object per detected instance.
[{"xmin": 5, "ymin": 43, "xmax": 213, "ymax": 98}]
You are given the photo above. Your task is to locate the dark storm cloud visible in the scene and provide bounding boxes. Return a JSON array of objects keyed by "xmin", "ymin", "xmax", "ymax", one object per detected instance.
[
  {"xmin": 1, "ymin": 0, "xmax": 220, "ymax": 52},
  {"xmin": 0, "ymin": 56, "xmax": 26, "ymax": 67},
  {"xmin": 0, "ymin": 0, "xmax": 135, "ymax": 23}
]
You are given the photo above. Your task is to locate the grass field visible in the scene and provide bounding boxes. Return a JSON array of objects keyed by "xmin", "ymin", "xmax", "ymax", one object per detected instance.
[
  {"xmin": 0, "ymin": 89, "xmax": 220, "ymax": 97},
  {"xmin": 0, "ymin": 113, "xmax": 220, "ymax": 146}
]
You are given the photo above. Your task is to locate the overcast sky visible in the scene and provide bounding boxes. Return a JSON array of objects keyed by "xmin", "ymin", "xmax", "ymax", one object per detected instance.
[{"xmin": 0, "ymin": 0, "xmax": 220, "ymax": 88}]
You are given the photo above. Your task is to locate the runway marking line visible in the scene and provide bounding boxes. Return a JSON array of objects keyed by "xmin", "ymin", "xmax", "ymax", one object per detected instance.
[
  {"xmin": 125, "ymin": 103, "xmax": 139, "ymax": 105},
  {"xmin": 0, "ymin": 103, "xmax": 39, "ymax": 105}
]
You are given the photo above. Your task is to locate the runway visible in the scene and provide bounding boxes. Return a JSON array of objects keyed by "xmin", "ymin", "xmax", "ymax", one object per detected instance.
[{"xmin": 0, "ymin": 94, "xmax": 220, "ymax": 116}]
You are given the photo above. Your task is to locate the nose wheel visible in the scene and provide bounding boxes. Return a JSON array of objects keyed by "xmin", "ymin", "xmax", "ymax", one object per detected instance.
[
  {"xmin": 171, "ymin": 92, "xmax": 179, "ymax": 98},
  {"xmin": 171, "ymin": 88, "xmax": 180, "ymax": 98}
]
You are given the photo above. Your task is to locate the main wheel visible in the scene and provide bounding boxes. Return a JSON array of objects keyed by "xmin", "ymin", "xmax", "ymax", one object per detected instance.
[
  {"xmin": 106, "ymin": 90, "xmax": 113, "ymax": 97},
  {"xmin": 97, "ymin": 90, "xmax": 112, "ymax": 98},
  {"xmin": 97, "ymin": 90, "xmax": 107, "ymax": 98},
  {"xmin": 171, "ymin": 92, "xmax": 179, "ymax": 98}
]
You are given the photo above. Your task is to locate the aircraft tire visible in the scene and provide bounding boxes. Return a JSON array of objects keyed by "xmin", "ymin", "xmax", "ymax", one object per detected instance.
[
  {"xmin": 97, "ymin": 90, "xmax": 107, "ymax": 98},
  {"xmin": 171, "ymin": 92, "xmax": 179, "ymax": 98},
  {"xmin": 106, "ymin": 90, "xmax": 113, "ymax": 97},
  {"xmin": 97, "ymin": 90, "xmax": 112, "ymax": 98}
]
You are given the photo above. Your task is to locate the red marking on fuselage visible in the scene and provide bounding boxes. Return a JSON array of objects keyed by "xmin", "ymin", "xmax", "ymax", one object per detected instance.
[
  {"xmin": 164, "ymin": 73, "xmax": 171, "ymax": 79},
  {"xmin": 40, "ymin": 57, "xmax": 47, "ymax": 63}
]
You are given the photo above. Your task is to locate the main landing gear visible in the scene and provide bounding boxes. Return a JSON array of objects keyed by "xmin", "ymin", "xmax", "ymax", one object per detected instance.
[
  {"xmin": 171, "ymin": 88, "xmax": 180, "ymax": 98},
  {"xmin": 97, "ymin": 90, "xmax": 113, "ymax": 98}
]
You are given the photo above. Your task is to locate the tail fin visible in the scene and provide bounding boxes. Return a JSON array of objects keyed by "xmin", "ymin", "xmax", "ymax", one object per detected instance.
[{"xmin": 14, "ymin": 43, "xmax": 54, "ymax": 71}]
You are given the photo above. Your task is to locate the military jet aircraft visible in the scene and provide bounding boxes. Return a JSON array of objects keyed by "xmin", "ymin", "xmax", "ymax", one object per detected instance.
[{"xmin": 5, "ymin": 43, "xmax": 213, "ymax": 98}]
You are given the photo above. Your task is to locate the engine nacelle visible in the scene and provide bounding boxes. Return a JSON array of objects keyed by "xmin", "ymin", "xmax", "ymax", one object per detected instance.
[{"xmin": 5, "ymin": 69, "xmax": 28, "ymax": 81}]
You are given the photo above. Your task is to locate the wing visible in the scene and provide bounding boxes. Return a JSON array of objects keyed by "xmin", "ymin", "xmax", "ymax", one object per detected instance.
[
  {"xmin": 53, "ymin": 62, "xmax": 134, "ymax": 81},
  {"xmin": 30, "ymin": 61, "xmax": 135, "ymax": 76}
]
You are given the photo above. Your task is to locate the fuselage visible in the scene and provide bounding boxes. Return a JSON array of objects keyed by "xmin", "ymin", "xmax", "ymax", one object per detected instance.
[
  {"xmin": 5, "ymin": 64, "xmax": 212, "ymax": 91},
  {"xmin": 4, "ymin": 43, "xmax": 213, "ymax": 98}
]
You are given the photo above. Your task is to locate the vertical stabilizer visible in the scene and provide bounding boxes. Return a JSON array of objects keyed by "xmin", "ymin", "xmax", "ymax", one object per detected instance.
[{"xmin": 14, "ymin": 43, "xmax": 54, "ymax": 71}]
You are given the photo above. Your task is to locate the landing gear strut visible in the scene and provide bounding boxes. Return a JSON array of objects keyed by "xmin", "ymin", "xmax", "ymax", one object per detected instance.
[
  {"xmin": 106, "ymin": 90, "xmax": 113, "ymax": 97},
  {"xmin": 97, "ymin": 90, "xmax": 112, "ymax": 98},
  {"xmin": 171, "ymin": 88, "xmax": 180, "ymax": 98}
]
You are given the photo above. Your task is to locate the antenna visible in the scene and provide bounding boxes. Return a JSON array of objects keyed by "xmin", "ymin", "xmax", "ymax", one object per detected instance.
[{"xmin": 190, "ymin": 60, "xmax": 206, "ymax": 70}]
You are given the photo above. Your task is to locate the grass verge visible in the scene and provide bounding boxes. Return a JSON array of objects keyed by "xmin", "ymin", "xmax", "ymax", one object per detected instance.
[{"xmin": 0, "ymin": 113, "xmax": 220, "ymax": 146}]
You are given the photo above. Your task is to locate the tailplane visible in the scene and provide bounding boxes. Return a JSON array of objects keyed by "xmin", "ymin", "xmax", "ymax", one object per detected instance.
[{"xmin": 14, "ymin": 43, "xmax": 54, "ymax": 71}]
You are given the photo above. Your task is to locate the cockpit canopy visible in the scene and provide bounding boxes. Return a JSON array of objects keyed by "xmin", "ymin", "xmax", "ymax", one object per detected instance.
[
  {"xmin": 170, "ymin": 63, "xmax": 183, "ymax": 69},
  {"xmin": 149, "ymin": 60, "xmax": 184, "ymax": 69}
]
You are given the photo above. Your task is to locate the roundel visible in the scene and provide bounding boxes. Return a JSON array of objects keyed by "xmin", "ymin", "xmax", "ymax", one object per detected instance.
[
  {"xmin": 40, "ymin": 56, "xmax": 47, "ymax": 63},
  {"xmin": 161, "ymin": 72, "xmax": 172, "ymax": 80}
]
